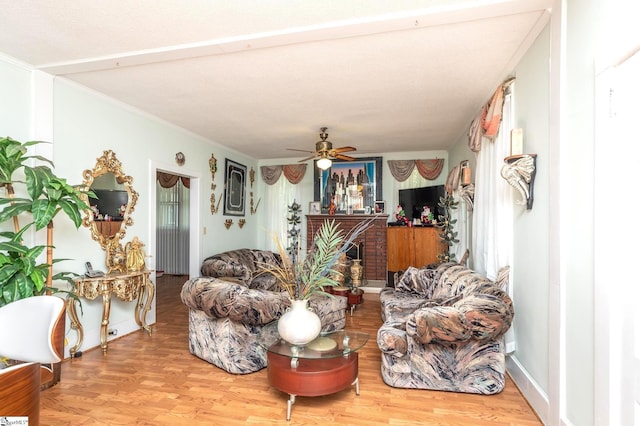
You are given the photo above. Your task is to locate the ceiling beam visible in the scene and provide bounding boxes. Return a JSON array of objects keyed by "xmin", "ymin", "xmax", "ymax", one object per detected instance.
[{"xmin": 37, "ymin": 0, "xmax": 552, "ymax": 76}]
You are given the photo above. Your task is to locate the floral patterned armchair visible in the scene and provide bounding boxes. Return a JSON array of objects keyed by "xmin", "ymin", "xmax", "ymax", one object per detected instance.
[
  {"xmin": 181, "ymin": 249, "xmax": 346, "ymax": 374},
  {"xmin": 377, "ymin": 262, "xmax": 514, "ymax": 394}
]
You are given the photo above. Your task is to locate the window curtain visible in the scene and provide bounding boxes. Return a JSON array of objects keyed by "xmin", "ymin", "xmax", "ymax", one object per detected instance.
[
  {"xmin": 390, "ymin": 168, "xmax": 436, "ymax": 211},
  {"xmin": 260, "ymin": 164, "xmax": 307, "ymax": 185},
  {"xmin": 262, "ymin": 173, "xmax": 301, "ymax": 253},
  {"xmin": 156, "ymin": 175, "xmax": 190, "ymax": 275},
  {"xmin": 387, "ymin": 159, "xmax": 444, "ymax": 182},
  {"xmin": 471, "ymin": 90, "xmax": 515, "ymax": 353}
]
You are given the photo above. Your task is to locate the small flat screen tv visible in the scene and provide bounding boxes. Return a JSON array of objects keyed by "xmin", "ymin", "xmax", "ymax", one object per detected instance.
[
  {"xmin": 398, "ymin": 185, "xmax": 446, "ymax": 221},
  {"xmin": 91, "ymin": 189, "xmax": 128, "ymax": 220}
]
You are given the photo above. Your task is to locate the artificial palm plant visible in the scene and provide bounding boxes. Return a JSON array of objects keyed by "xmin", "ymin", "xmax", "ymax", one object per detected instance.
[
  {"xmin": 263, "ymin": 217, "xmax": 372, "ymax": 300},
  {"xmin": 0, "ymin": 136, "xmax": 90, "ymax": 306}
]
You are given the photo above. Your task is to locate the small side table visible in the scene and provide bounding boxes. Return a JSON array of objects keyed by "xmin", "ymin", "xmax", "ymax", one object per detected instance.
[{"xmin": 347, "ymin": 288, "xmax": 364, "ymax": 315}]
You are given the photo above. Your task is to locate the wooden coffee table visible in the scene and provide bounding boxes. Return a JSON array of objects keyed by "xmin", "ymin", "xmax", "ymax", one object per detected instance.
[{"xmin": 258, "ymin": 322, "xmax": 369, "ymax": 421}]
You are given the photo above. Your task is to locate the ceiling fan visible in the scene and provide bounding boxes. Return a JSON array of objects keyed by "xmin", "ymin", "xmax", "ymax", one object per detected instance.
[{"xmin": 288, "ymin": 127, "xmax": 356, "ymax": 170}]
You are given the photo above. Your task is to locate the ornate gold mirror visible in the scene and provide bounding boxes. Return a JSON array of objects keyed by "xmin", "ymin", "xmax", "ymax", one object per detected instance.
[{"xmin": 81, "ymin": 150, "xmax": 139, "ymax": 251}]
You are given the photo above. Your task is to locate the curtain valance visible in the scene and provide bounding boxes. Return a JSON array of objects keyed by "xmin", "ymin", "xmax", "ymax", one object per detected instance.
[
  {"xmin": 387, "ymin": 159, "xmax": 444, "ymax": 182},
  {"xmin": 157, "ymin": 171, "xmax": 190, "ymax": 188},
  {"xmin": 445, "ymin": 163, "xmax": 461, "ymax": 194},
  {"xmin": 468, "ymin": 77, "xmax": 515, "ymax": 152},
  {"xmin": 260, "ymin": 164, "xmax": 307, "ymax": 185}
]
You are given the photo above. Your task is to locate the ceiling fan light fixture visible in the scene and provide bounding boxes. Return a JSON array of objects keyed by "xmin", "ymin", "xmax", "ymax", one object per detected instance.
[{"xmin": 317, "ymin": 156, "xmax": 332, "ymax": 170}]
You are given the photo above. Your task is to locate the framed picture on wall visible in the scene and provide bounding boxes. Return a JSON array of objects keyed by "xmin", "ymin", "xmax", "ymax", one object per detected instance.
[
  {"xmin": 224, "ymin": 159, "xmax": 246, "ymax": 216},
  {"xmin": 313, "ymin": 156, "xmax": 382, "ymax": 214}
]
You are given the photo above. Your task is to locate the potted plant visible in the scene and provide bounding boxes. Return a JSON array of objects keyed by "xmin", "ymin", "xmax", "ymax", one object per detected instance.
[
  {"xmin": 261, "ymin": 214, "xmax": 372, "ymax": 345},
  {"xmin": 0, "ymin": 136, "xmax": 90, "ymax": 386}
]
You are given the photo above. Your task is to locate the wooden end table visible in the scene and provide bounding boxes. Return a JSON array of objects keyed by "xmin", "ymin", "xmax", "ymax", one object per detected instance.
[
  {"xmin": 347, "ymin": 288, "xmax": 364, "ymax": 315},
  {"xmin": 258, "ymin": 322, "xmax": 369, "ymax": 421}
]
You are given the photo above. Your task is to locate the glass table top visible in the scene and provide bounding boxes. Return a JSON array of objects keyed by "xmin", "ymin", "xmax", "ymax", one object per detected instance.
[{"xmin": 257, "ymin": 321, "xmax": 369, "ymax": 360}]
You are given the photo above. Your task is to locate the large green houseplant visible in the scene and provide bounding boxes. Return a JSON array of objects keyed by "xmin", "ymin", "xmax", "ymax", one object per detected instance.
[{"xmin": 0, "ymin": 136, "xmax": 90, "ymax": 307}]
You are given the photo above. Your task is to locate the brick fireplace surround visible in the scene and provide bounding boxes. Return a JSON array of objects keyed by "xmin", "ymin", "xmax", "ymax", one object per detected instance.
[{"xmin": 306, "ymin": 215, "xmax": 389, "ymax": 287}]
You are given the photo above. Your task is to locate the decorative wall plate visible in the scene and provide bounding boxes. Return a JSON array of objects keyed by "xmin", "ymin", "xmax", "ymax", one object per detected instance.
[{"xmin": 176, "ymin": 152, "xmax": 185, "ymax": 166}]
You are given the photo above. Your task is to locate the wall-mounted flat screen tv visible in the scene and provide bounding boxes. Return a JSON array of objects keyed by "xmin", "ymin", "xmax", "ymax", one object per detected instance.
[{"xmin": 398, "ymin": 185, "xmax": 446, "ymax": 221}]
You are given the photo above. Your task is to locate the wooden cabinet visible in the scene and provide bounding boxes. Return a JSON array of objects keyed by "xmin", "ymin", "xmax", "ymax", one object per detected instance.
[
  {"xmin": 387, "ymin": 226, "xmax": 446, "ymax": 273},
  {"xmin": 387, "ymin": 227, "xmax": 413, "ymax": 272}
]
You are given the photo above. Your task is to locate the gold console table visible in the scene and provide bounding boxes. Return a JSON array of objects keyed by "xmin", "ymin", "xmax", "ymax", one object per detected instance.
[{"xmin": 68, "ymin": 270, "xmax": 154, "ymax": 356}]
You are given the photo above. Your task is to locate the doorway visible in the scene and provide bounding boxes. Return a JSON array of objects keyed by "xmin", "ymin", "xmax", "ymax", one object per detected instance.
[
  {"xmin": 156, "ymin": 172, "xmax": 190, "ymax": 276},
  {"xmin": 148, "ymin": 161, "xmax": 201, "ymax": 320}
]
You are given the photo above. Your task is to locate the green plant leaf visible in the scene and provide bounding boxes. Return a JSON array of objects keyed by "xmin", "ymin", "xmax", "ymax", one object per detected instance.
[
  {"xmin": 0, "ymin": 263, "xmax": 21, "ymax": 284},
  {"xmin": 0, "ymin": 241, "xmax": 29, "ymax": 255},
  {"xmin": 24, "ymin": 165, "xmax": 47, "ymax": 201},
  {"xmin": 58, "ymin": 198, "xmax": 84, "ymax": 228},
  {"xmin": 0, "ymin": 199, "xmax": 32, "ymax": 222},
  {"xmin": 29, "ymin": 269, "xmax": 46, "ymax": 293},
  {"xmin": 30, "ymin": 199, "xmax": 57, "ymax": 229}
]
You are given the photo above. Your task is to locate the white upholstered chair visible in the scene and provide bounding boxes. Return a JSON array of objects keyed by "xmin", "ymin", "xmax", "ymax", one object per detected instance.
[{"xmin": 0, "ymin": 295, "xmax": 66, "ymax": 425}]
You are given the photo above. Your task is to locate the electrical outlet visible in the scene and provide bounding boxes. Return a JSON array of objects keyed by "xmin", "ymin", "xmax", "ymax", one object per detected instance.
[{"xmin": 108, "ymin": 329, "xmax": 117, "ymax": 336}]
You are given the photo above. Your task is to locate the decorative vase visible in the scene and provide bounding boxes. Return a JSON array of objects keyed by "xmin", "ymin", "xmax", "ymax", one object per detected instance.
[
  {"xmin": 278, "ymin": 299, "xmax": 322, "ymax": 346},
  {"xmin": 350, "ymin": 259, "xmax": 364, "ymax": 288}
]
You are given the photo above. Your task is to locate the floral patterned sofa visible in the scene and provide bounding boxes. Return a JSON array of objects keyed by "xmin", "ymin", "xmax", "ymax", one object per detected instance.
[
  {"xmin": 180, "ymin": 249, "xmax": 347, "ymax": 374},
  {"xmin": 377, "ymin": 262, "xmax": 514, "ymax": 394}
]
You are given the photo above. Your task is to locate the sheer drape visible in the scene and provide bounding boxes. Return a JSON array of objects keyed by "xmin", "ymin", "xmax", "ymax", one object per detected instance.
[
  {"xmin": 471, "ymin": 91, "xmax": 515, "ymax": 353},
  {"xmin": 156, "ymin": 178, "xmax": 190, "ymax": 274},
  {"xmin": 263, "ymin": 176, "xmax": 301, "ymax": 253}
]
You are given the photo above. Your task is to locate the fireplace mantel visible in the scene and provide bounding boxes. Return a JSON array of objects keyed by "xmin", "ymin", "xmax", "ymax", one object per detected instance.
[{"xmin": 306, "ymin": 214, "xmax": 389, "ymax": 285}]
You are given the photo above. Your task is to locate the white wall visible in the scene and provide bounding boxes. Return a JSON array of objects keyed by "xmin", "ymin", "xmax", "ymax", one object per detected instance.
[
  {"xmin": 511, "ymin": 21, "xmax": 552, "ymax": 398},
  {"xmin": 0, "ymin": 56, "xmax": 31, "ymax": 144},
  {"xmin": 563, "ymin": 1, "xmax": 597, "ymax": 424}
]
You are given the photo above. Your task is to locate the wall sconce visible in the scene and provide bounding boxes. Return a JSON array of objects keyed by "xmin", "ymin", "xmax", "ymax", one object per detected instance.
[
  {"xmin": 501, "ymin": 154, "xmax": 537, "ymax": 209},
  {"xmin": 238, "ymin": 219, "xmax": 246, "ymax": 229},
  {"xmin": 224, "ymin": 219, "xmax": 233, "ymax": 229}
]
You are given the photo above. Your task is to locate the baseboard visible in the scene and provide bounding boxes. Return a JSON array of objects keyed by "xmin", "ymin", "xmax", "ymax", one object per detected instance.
[
  {"xmin": 64, "ymin": 317, "xmax": 144, "ymax": 359},
  {"xmin": 506, "ymin": 355, "xmax": 549, "ymax": 424}
]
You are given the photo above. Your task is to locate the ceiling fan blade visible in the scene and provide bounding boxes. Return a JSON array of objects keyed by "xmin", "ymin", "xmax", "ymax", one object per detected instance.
[
  {"xmin": 287, "ymin": 148, "xmax": 314, "ymax": 153},
  {"xmin": 334, "ymin": 154, "xmax": 356, "ymax": 161},
  {"xmin": 299, "ymin": 154, "xmax": 318, "ymax": 162},
  {"xmin": 333, "ymin": 146, "xmax": 356, "ymax": 153}
]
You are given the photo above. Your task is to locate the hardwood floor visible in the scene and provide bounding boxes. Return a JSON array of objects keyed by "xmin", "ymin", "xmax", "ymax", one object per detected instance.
[{"xmin": 40, "ymin": 275, "xmax": 541, "ymax": 425}]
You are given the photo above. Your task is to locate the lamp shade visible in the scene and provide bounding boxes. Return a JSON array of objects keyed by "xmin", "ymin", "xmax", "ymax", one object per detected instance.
[{"xmin": 317, "ymin": 157, "xmax": 332, "ymax": 170}]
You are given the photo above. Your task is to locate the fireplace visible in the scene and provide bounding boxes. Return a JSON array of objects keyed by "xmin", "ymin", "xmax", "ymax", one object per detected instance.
[
  {"xmin": 344, "ymin": 241, "xmax": 363, "ymax": 261},
  {"xmin": 306, "ymin": 214, "xmax": 388, "ymax": 285}
]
